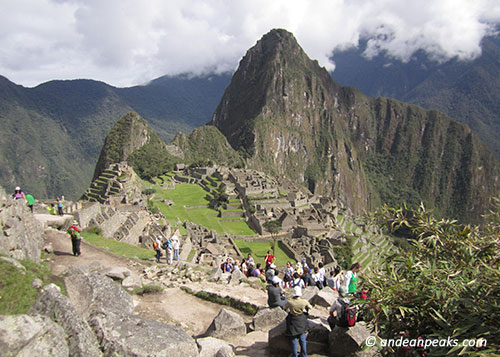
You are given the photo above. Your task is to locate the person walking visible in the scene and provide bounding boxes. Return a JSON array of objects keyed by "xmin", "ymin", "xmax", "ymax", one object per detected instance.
[
  {"xmin": 25, "ymin": 193, "xmax": 35, "ymax": 213},
  {"xmin": 154, "ymin": 236, "xmax": 162, "ymax": 263},
  {"xmin": 283, "ymin": 286, "xmax": 312, "ymax": 357},
  {"xmin": 171, "ymin": 229, "xmax": 180, "ymax": 261},
  {"xmin": 67, "ymin": 224, "xmax": 82, "ymax": 256},
  {"xmin": 163, "ymin": 237, "xmax": 173, "ymax": 264}
]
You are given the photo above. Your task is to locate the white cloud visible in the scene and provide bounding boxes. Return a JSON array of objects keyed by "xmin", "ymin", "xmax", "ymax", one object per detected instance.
[{"xmin": 0, "ymin": 0, "xmax": 499, "ymax": 87}]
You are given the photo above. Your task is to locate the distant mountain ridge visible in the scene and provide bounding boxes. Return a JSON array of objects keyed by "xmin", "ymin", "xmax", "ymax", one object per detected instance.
[
  {"xmin": 331, "ymin": 33, "xmax": 500, "ymax": 158},
  {"xmin": 0, "ymin": 74, "xmax": 229, "ymax": 199},
  {"xmin": 210, "ymin": 29, "xmax": 500, "ymax": 222}
]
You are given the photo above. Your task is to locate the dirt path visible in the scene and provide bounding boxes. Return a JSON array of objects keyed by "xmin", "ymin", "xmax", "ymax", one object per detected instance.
[{"xmin": 44, "ymin": 228, "xmax": 271, "ymax": 356}]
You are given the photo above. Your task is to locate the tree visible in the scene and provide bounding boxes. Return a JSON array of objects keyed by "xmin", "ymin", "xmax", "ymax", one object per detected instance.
[
  {"xmin": 263, "ymin": 220, "xmax": 282, "ymax": 255},
  {"xmin": 362, "ymin": 201, "xmax": 500, "ymax": 355}
]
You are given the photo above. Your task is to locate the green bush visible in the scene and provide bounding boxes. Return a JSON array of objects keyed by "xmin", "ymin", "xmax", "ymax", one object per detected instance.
[{"xmin": 363, "ymin": 200, "xmax": 500, "ymax": 355}]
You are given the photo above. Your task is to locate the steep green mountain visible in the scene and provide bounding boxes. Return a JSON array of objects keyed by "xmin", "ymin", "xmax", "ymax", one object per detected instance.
[
  {"xmin": 0, "ymin": 74, "xmax": 229, "ymax": 199},
  {"xmin": 331, "ymin": 33, "xmax": 500, "ymax": 159},
  {"xmin": 171, "ymin": 125, "xmax": 243, "ymax": 168},
  {"xmin": 210, "ymin": 29, "xmax": 500, "ymax": 223}
]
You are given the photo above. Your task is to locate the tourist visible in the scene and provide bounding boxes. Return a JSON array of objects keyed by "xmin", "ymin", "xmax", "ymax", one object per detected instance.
[
  {"xmin": 265, "ymin": 263, "xmax": 277, "ymax": 283},
  {"xmin": 222, "ymin": 257, "xmax": 233, "ymax": 273},
  {"xmin": 56, "ymin": 196, "xmax": 64, "ymax": 216},
  {"xmin": 267, "ymin": 276, "xmax": 287, "ymax": 309},
  {"xmin": 171, "ymin": 229, "xmax": 180, "ymax": 261},
  {"xmin": 264, "ymin": 250, "xmax": 276, "ymax": 270},
  {"xmin": 295, "ymin": 262, "xmax": 303, "ymax": 276},
  {"xmin": 252, "ymin": 263, "xmax": 263, "ymax": 277},
  {"xmin": 301, "ymin": 258, "xmax": 309, "ymax": 273},
  {"xmin": 283, "ymin": 286, "xmax": 312, "ymax": 357},
  {"xmin": 241, "ymin": 258, "xmax": 248, "ymax": 276},
  {"xmin": 12, "ymin": 186, "xmax": 25, "ymax": 200},
  {"xmin": 328, "ymin": 286, "xmax": 355, "ymax": 329},
  {"xmin": 292, "ymin": 272, "xmax": 305, "ymax": 294},
  {"xmin": 154, "ymin": 236, "xmax": 162, "ymax": 263},
  {"xmin": 311, "ymin": 266, "xmax": 324, "ymax": 289},
  {"xmin": 301, "ymin": 267, "xmax": 312, "ymax": 287},
  {"xmin": 326, "ymin": 266, "xmax": 343, "ymax": 291},
  {"xmin": 233, "ymin": 259, "xmax": 241, "ymax": 272},
  {"xmin": 67, "ymin": 224, "xmax": 82, "ymax": 257},
  {"xmin": 25, "ymin": 193, "xmax": 35, "ymax": 213},
  {"xmin": 318, "ymin": 262, "xmax": 326, "ymax": 286},
  {"xmin": 162, "ymin": 238, "xmax": 173, "ymax": 264},
  {"xmin": 344, "ymin": 262, "xmax": 362, "ymax": 294},
  {"xmin": 247, "ymin": 261, "xmax": 255, "ymax": 277},
  {"xmin": 47, "ymin": 203, "xmax": 56, "ymax": 215},
  {"xmin": 283, "ymin": 261, "xmax": 294, "ymax": 288},
  {"xmin": 247, "ymin": 253, "xmax": 255, "ymax": 266}
]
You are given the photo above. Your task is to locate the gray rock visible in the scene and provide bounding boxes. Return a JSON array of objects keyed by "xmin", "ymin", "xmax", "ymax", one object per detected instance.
[
  {"xmin": 311, "ymin": 289, "xmax": 339, "ymax": 307},
  {"xmin": 43, "ymin": 242, "xmax": 54, "ymax": 253},
  {"xmin": 220, "ymin": 272, "xmax": 231, "ymax": 283},
  {"xmin": 328, "ymin": 322, "xmax": 374, "ymax": 357},
  {"xmin": 208, "ymin": 266, "xmax": 222, "ymax": 282},
  {"xmin": 0, "ymin": 256, "xmax": 26, "ymax": 271},
  {"xmin": 103, "ymin": 266, "xmax": 132, "ymax": 280},
  {"xmin": 268, "ymin": 320, "xmax": 289, "ymax": 354},
  {"xmin": 122, "ymin": 273, "xmax": 143, "ymax": 290},
  {"xmin": 197, "ymin": 337, "xmax": 235, "ymax": 357},
  {"xmin": 28, "ymin": 284, "xmax": 102, "ymax": 357},
  {"xmin": 88, "ymin": 309, "xmax": 199, "ymax": 357},
  {"xmin": 32, "ymin": 278, "xmax": 43, "ymax": 290},
  {"xmin": 205, "ymin": 308, "xmax": 246, "ymax": 340},
  {"xmin": 0, "ymin": 194, "xmax": 44, "ymax": 263},
  {"xmin": 229, "ymin": 269, "xmax": 244, "ymax": 285},
  {"xmin": 302, "ymin": 286, "xmax": 320, "ymax": 302},
  {"xmin": 0, "ymin": 314, "xmax": 69, "ymax": 357},
  {"xmin": 252, "ymin": 307, "xmax": 287, "ymax": 331},
  {"xmin": 64, "ymin": 267, "xmax": 134, "ymax": 319}
]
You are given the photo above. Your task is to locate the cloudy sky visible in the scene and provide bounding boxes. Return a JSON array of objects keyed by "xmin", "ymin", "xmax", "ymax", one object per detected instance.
[{"xmin": 1, "ymin": 0, "xmax": 500, "ymax": 88}]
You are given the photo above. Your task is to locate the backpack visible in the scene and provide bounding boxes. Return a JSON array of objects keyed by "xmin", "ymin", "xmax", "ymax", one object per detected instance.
[
  {"xmin": 153, "ymin": 242, "xmax": 158, "ymax": 250},
  {"xmin": 338, "ymin": 299, "xmax": 356, "ymax": 327}
]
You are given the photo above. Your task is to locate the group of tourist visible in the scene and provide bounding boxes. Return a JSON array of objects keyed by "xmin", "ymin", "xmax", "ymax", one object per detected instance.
[
  {"xmin": 153, "ymin": 229, "xmax": 181, "ymax": 264},
  {"xmin": 12, "ymin": 185, "xmax": 64, "ymax": 215}
]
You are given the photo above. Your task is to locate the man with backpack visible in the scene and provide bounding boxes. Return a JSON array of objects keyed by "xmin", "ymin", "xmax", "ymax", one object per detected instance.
[
  {"xmin": 67, "ymin": 224, "xmax": 82, "ymax": 257},
  {"xmin": 328, "ymin": 286, "xmax": 357, "ymax": 329},
  {"xmin": 162, "ymin": 238, "xmax": 173, "ymax": 264},
  {"xmin": 283, "ymin": 286, "xmax": 312, "ymax": 357}
]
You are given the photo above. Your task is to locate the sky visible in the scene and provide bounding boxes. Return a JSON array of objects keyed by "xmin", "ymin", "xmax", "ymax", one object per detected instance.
[{"xmin": 1, "ymin": 0, "xmax": 500, "ymax": 88}]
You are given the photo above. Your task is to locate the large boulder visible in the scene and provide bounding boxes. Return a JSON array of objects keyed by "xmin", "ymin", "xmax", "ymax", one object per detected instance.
[
  {"xmin": 301, "ymin": 286, "xmax": 320, "ymax": 302},
  {"xmin": 122, "ymin": 273, "xmax": 143, "ymax": 290},
  {"xmin": 63, "ymin": 267, "xmax": 134, "ymax": 319},
  {"xmin": 229, "ymin": 269, "xmax": 244, "ymax": 285},
  {"xmin": 328, "ymin": 322, "xmax": 375, "ymax": 357},
  {"xmin": 208, "ymin": 266, "xmax": 222, "ymax": 282},
  {"xmin": 88, "ymin": 309, "xmax": 199, "ymax": 357},
  {"xmin": 0, "ymin": 314, "xmax": 69, "ymax": 356},
  {"xmin": 205, "ymin": 308, "xmax": 246, "ymax": 340},
  {"xmin": 0, "ymin": 190, "xmax": 44, "ymax": 263},
  {"xmin": 252, "ymin": 307, "xmax": 287, "ymax": 331},
  {"xmin": 311, "ymin": 289, "xmax": 339, "ymax": 307},
  {"xmin": 28, "ymin": 284, "xmax": 102, "ymax": 357},
  {"xmin": 196, "ymin": 337, "xmax": 235, "ymax": 357}
]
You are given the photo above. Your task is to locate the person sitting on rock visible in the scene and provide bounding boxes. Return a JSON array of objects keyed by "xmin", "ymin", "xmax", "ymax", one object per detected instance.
[
  {"xmin": 241, "ymin": 258, "xmax": 248, "ymax": 276},
  {"xmin": 252, "ymin": 263, "xmax": 266, "ymax": 282},
  {"xmin": 283, "ymin": 286, "xmax": 312, "ymax": 357},
  {"xmin": 292, "ymin": 272, "xmax": 305, "ymax": 295},
  {"xmin": 267, "ymin": 276, "xmax": 287, "ymax": 309},
  {"xmin": 247, "ymin": 253, "xmax": 255, "ymax": 266},
  {"xmin": 221, "ymin": 257, "xmax": 233, "ymax": 273},
  {"xmin": 328, "ymin": 286, "xmax": 357, "ymax": 329},
  {"xmin": 265, "ymin": 263, "xmax": 277, "ymax": 283}
]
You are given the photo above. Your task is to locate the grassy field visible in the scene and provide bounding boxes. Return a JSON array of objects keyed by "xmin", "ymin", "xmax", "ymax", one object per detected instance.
[
  {"xmin": 153, "ymin": 183, "xmax": 255, "ymax": 236},
  {"xmin": 234, "ymin": 240, "xmax": 296, "ymax": 267},
  {"xmin": 0, "ymin": 256, "xmax": 65, "ymax": 314},
  {"xmin": 83, "ymin": 232, "xmax": 154, "ymax": 261}
]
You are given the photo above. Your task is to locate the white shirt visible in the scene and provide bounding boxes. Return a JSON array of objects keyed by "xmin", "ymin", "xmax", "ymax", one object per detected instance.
[{"xmin": 172, "ymin": 235, "xmax": 180, "ymax": 249}]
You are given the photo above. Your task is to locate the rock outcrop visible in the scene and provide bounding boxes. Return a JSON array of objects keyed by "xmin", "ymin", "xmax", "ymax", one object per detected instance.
[
  {"xmin": 205, "ymin": 308, "xmax": 247, "ymax": 340},
  {"xmin": 0, "ymin": 187, "xmax": 44, "ymax": 263}
]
